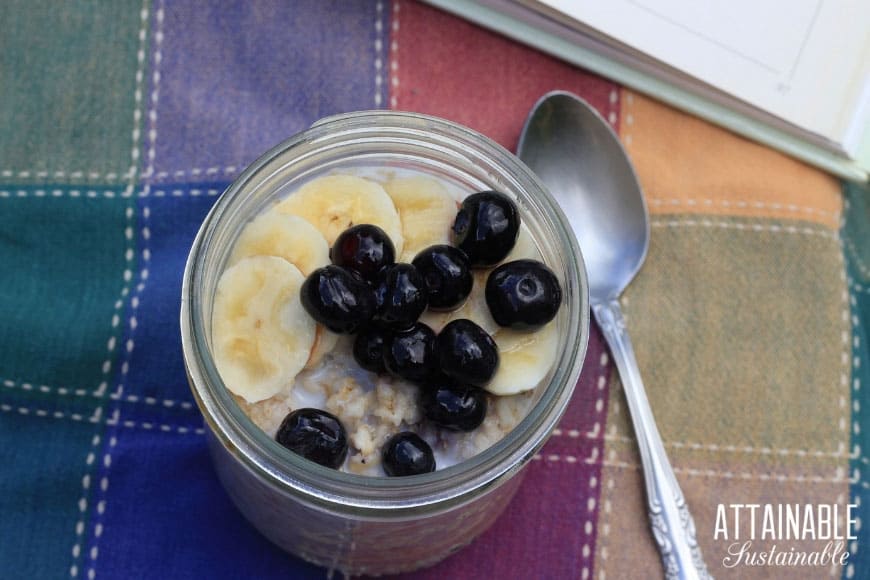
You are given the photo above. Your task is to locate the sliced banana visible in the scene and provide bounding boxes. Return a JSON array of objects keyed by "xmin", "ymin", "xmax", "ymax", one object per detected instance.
[
  {"xmin": 384, "ymin": 175, "xmax": 458, "ymax": 262},
  {"xmin": 275, "ymin": 174, "xmax": 404, "ymax": 256},
  {"xmin": 228, "ymin": 212, "xmax": 330, "ymax": 276},
  {"xmin": 212, "ymin": 256, "xmax": 316, "ymax": 403},
  {"xmin": 418, "ymin": 309, "xmax": 450, "ymax": 333},
  {"xmin": 418, "ymin": 270, "xmax": 498, "ymax": 335},
  {"xmin": 485, "ymin": 321, "xmax": 559, "ymax": 396},
  {"xmin": 504, "ymin": 224, "xmax": 541, "ymax": 262},
  {"xmin": 444, "ymin": 270, "xmax": 499, "ymax": 335},
  {"xmin": 305, "ymin": 325, "xmax": 340, "ymax": 369}
]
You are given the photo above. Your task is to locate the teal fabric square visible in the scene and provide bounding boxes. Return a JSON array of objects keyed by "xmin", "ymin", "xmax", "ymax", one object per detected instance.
[
  {"xmin": 0, "ymin": 189, "xmax": 134, "ymax": 392},
  {"xmin": 0, "ymin": 0, "xmax": 146, "ymax": 184},
  {"xmin": 0, "ymin": 411, "xmax": 102, "ymax": 580},
  {"xmin": 845, "ymin": 181, "xmax": 869, "ymax": 579}
]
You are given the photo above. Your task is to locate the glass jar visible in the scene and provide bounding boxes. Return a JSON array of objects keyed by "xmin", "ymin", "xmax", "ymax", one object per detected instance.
[{"xmin": 180, "ymin": 111, "xmax": 590, "ymax": 575}]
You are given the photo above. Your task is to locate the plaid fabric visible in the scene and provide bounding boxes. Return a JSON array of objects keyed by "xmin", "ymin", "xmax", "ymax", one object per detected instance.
[{"xmin": 0, "ymin": 1, "xmax": 867, "ymax": 579}]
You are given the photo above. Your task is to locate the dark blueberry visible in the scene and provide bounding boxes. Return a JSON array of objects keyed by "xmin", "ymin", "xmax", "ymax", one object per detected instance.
[
  {"xmin": 374, "ymin": 263, "xmax": 428, "ymax": 329},
  {"xmin": 421, "ymin": 381, "xmax": 487, "ymax": 431},
  {"xmin": 275, "ymin": 408, "xmax": 348, "ymax": 469},
  {"xmin": 412, "ymin": 245, "xmax": 473, "ymax": 311},
  {"xmin": 300, "ymin": 265, "xmax": 376, "ymax": 334},
  {"xmin": 383, "ymin": 322, "xmax": 437, "ymax": 382},
  {"xmin": 435, "ymin": 319, "xmax": 499, "ymax": 387},
  {"xmin": 382, "ymin": 432, "xmax": 436, "ymax": 476},
  {"xmin": 451, "ymin": 191, "xmax": 520, "ymax": 267},
  {"xmin": 371, "ymin": 266, "xmax": 389, "ymax": 312},
  {"xmin": 331, "ymin": 224, "xmax": 395, "ymax": 282},
  {"xmin": 353, "ymin": 326, "xmax": 388, "ymax": 374},
  {"xmin": 485, "ymin": 260, "xmax": 562, "ymax": 330}
]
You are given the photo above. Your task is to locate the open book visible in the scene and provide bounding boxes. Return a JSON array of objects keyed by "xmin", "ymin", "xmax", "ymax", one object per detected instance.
[{"xmin": 425, "ymin": 0, "xmax": 870, "ymax": 181}]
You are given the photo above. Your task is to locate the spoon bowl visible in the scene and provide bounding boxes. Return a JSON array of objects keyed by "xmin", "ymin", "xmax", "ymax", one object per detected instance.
[{"xmin": 518, "ymin": 91, "xmax": 648, "ymax": 301}]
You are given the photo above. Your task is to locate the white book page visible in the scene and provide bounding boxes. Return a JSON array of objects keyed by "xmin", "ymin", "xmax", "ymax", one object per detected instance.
[{"xmin": 537, "ymin": 0, "xmax": 870, "ymax": 150}]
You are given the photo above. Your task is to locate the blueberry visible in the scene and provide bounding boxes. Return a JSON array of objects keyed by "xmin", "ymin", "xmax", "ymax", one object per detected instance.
[
  {"xmin": 382, "ymin": 432, "xmax": 436, "ymax": 476},
  {"xmin": 485, "ymin": 259, "xmax": 561, "ymax": 331},
  {"xmin": 374, "ymin": 263, "xmax": 428, "ymax": 329},
  {"xmin": 451, "ymin": 191, "xmax": 520, "ymax": 267},
  {"xmin": 421, "ymin": 381, "xmax": 487, "ymax": 431},
  {"xmin": 412, "ymin": 245, "xmax": 473, "ymax": 311},
  {"xmin": 435, "ymin": 319, "xmax": 499, "ymax": 387},
  {"xmin": 331, "ymin": 224, "xmax": 395, "ymax": 282},
  {"xmin": 301, "ymin": 265, "xmax": 376, "ymax": 334},
  {"xmin": 383, "ymin": 322, "xmax": 437, "ymax": 382},
  {"xmin": 275, "ymin": 408, "xmax": 348, "ymax": 469},
  {"xmin": 353, "ymin": 326, "xmax": 388, "ymax": 374}
]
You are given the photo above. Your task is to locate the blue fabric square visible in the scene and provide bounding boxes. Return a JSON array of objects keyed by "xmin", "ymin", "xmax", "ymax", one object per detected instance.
[
  {"xmin": 121, "ymin": 186, "xmax": 225, "ymax": 406},
  {"xmin": 86, "ymin": 429, "xmax": 323, "ymax": 579}
]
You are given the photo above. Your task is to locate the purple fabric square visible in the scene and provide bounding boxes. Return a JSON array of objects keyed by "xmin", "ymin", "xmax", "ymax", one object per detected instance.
[{"xmin": 147, "ymin": 0, "xmax": 387, "ymax": 184}]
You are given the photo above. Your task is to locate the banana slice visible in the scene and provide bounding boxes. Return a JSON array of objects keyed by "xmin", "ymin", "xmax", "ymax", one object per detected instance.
[
  {"xmin": 444, "ymin": 270, "xmax": 499, "ymax": 335},
  {"xmin": 417, "ymin": 270, "xmax": 498, "ymax": 334},
  {"xmin": 275, "ymin": 175, "xmax": 404, "ymax": 256},
  {"xmin": 384, "ymin": 175, "xmax": 458, "ymax": 262},
  {"xmin": 419, "ymin": 270, "xmax": 500, "ymax": 335},
  {"xmin": 305, "ymin": 325, "xmax": 340, "ymax": 369},
  {"xmin": 485, "ymin": 321, "xmax": 559, "ymax": 395},
  {"xmin": 212, "ymin": 256, "xmax": 316, "ymax": 403},
  {"xmin": 418, "ymin": 309, "xmax": 450, "ymax": 333},
  {"xmin": 504, "ymin": 224, "xmax": 541, "ymax": 262},
  {"xmin": 228, "ymin": 212, "xmax": 330, "ymax": 276}
]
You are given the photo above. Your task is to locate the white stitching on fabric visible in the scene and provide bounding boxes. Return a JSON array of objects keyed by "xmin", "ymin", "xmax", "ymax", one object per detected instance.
[
  {"xmin": 143, "ymin": 3, "xmax": 165, "ymax": 186},
  {"xmin": 535, "ymin": 454, "xmax": 854, "ymax": 484},
  {"xmin": 389, "ymin": 1, "xmax": 399, "ymax": 109},
  {"xmin": 845, "ymin": 273, "xmax": 865, "ymax": 569},
  {"xmin": 648, "ymin": 197, "xmax": 840, "ymax": 223},
  {"xmin": 84, "ymin": 434, "xmax": 116, "ymax": 580},
  {"xmin": 143, "ymin": 166, "xmax": 239, "ymax": 180},
  {"xmin": 0, "ymin": 170, "xmax": 133, "ymax": 181},
  {"xmin": 0, "ymin": 403, "xmax": 204, "ymax": 435},
  {"xmin": 68, "ymin": 197, "xmax": 130, "ymax": 577},
  {"xmin": 650, "ymin": 218, "xmax": 839, "ymax": 239},
  {"xmin": 580, "ymin": 350, "xmax": 609, "ymax": 579},
  {"xmin": 374, "ymin": 1, "xmax": 384, "ymax": 107},
  {"xmin": 622, "ymin": 90, "xmax": 634, "ymax": 149},
  {"xmin": 95, "ymin": 206, "xmax": 135, "ymax": 399},
  {"xmin": 0, "ymin": 189, "xmax": 222, "ymax": 198},
  {"xmin": 607, "ymin": 88, "xmax": 618, "ymax": 128},
  {"xmin": 68, "ymin": 432, "xmax": 101, "ymax": 579},
  {"xmin": 552, "ymin": 429, "xmax": 848, "ymax": 459},
  {"xmin": 2, "ymin": 379, "xmax": 195, "ymax": 410},
  {"xmin": 842, "ymin": 198, "xmax": 870, "ymax": 278},
  {"xmin": 844, "ymin": 236, "xmax": 870, "ymax": 279},
  {"xmin": 124, "ymin": 0, "xmax": 150, "ymax": 199},
  {"xmin": 597, "ymin": 356, "xmax": 622, "ymax": 579}
]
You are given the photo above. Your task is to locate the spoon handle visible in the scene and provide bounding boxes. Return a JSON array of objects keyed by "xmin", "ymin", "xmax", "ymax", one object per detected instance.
[{"xmin": 593, "ymin": 300, "xmax": 711, "ymax": 580}]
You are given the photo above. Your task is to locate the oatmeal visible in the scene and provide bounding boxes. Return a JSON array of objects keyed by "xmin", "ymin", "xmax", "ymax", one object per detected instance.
[{"xmin": 213, "ymin": 170, "xmax": 561, "ymax": 476}]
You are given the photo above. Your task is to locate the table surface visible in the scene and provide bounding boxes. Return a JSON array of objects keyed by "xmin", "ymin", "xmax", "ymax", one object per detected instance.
[{"xmin": 0, "ymin": 1, "xmax": 868, "ymax": 579}]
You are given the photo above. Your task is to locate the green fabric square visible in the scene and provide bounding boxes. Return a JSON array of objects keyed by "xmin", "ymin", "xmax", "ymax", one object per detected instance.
[
  {"xmin": 0, "ymin": 190, "xmax": 133, "ymax": 391},
  {"xmin": 0, "ymin": 411, "xmax": 102, "ymax": 579},
  {"xmin": 0, "ymin": 0, "xmax": 145, "ymax": 182},
  {"xmin": 619, "ymin": 217, "xmax": 847, "ymax": 460},
  {"xmin": 843, "ymin": 181, "xmax": 870, "ymax": 284}
]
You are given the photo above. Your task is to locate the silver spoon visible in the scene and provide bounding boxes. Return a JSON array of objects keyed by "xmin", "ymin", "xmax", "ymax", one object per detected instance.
[{"xmin": 518, "ymin": 91, "xmax": 711, "ymax": 580}]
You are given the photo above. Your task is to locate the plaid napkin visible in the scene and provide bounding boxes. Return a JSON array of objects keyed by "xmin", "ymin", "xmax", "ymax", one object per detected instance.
[{"xmin": 1, "ymin": 1, "xmax": 867, "ymax": 579}]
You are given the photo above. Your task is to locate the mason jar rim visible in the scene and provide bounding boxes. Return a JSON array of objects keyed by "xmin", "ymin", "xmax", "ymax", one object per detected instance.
[{"xmin": 180, "ymin": 110, "xmax": 590, "ymax": 517}]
